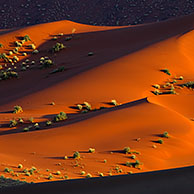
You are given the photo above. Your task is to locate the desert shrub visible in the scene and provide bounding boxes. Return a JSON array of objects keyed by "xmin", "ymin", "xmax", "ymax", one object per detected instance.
[
  {"xmin": 13, "ymin": 56, "xmax": 19, "ymax": 63},
  {"xmin": 153, "ymin": 84, "xmax": 160, "ymax": 89},
  {"xmin": 18, "ymin": 164, "xmax": 23, "ymax": 169},
  {"xmin": 153, "ymin": 89, "xmax": 161, "ymax": 95},
  {"xmin": 111, "ymin": 100, "xmax": 118, "ymax": 106},
  {"xmin": 15, "ymin": 41, "xmax": 22, "ymax": 47},
  {"xmin": 73, "ymin": 151, "xmax": 80, "ymax": 159},
  {"xmin": 181, "ymin": 81, "xmax": 194, "ymax": 89},
  {"xmin": 48, "ymin": 173, "xmax": 53, "ymax": 180},
  {"xmin": 83, "ymin": 102, "xmax": 91, "ymax": 110},
  {"xmin": 170, "ymin": 85, "xmax": 175, "ymax": 90},
  {"xmin": 29, "ymin": 117, "xmax": 34, "ymax": 123},
  {"xmin": 4, "ymin": 168, "xmax": 11, "ymax": 173},
  {"xmin": 89, "ymin": 148, "xmax": 95, "ymax": 153},
  {"xmin": 0, "ymin": 43, "xmax": 3, "ymax": 48},
  {"xmin": 13, "ymin": 106, "xmax": 23, "ymax": 114},
  {"xmin": 58, "ymin": 33, "xmax": 64, "ymax": 36},
  {"xmin": 0, "ymin": 53, "xmax": 9, "ymax": 62},
  {"xmin": 23, "ymin": 127, "xmax": 29, "ymax": 132},
  {"xmin": 161, "ymin": 69, "xmax": 171, "ymax": 76},
  {"xmin": 162, "ymin": 131, "xmax": 169, "ymax": 138},
  {"xmin": 86, "ymin": 173, "xmax": 92, "ymax": 178},
  {"xmin": 28, "ymin": 44, "xmax": 36, "ymax": 49},
  {"xmin": 56, "ymin": 171, "xmax": 61, "ymax": 175},
  {"xmin": 50, "ymin": 66, "xmax": 65, "ymax": 74},
  {"xmin": 88, "ymin": 52, "xmax": 94, "ymax": 56},
  {"xmin": 34, "ymin": 123, "xmax": 40, "ymax": 129},
  {"xmin": 104, "ymin": 159, "xmax": 107, "ymax": 163},
  {"xmin": 124, "ymin": 147, "xmax": 130, "ymax": 154},
  {"xmin": 22, "ymin": 53, "xmax": 27, "ymax": 56},
  {"xmin": 131, "ymin": 151, "xmax": 141, "ymax": 155},
  {"xmin": 54, "ymin": 112, "xmax": 67, "ymax": 122},
  {"xmin": 76, "ymin": 104, "xmax": 83, "ymax": 110},
  {"xmin": 46, "ymin": 120, "xmax": 52, "ymax": 126},
  {"xmin": 81, "ymin": 171, "xmax": 85, "ymax": 175},
  {"xmin": 40, "ymin": 59, "xmax": 54, "ymax": 69},
  {"xmin": 51, "ymin": 42, "xmax": 66, "ymax": 53},
  {"xmin": 64, "ymin": 156, "xmax": 68, "ymax": 160},
  {"xmin": 13, "ymin": 48, "xmax": 19, "ymax": 54},
  {"xmin": 179, "ymin": 76, "xmax": 184, "ymax": 80},
  {"xmin": 99, "ymin": 173, "xmax": 104, "ymax": 177},
  {"xmin": 32, "ymin": 49, "xmax": 39, "ymax": 54},
  {"xmin": 156, "ymin": 139, "xmax": 164, "ymax": 144},
  {"xmin": 25, "ymin": 172, "xmax": 31, "ymax": 176},
  {"xmin": 8, "ymin": 51, "xmax": 13, "ymax": 56},
  {"xmin": 126, "ymin": 160, "xmax": 141, "ymax": 168},
  {"xmin": 23, "ymin": 35, "xmax": 31, "ymax": 42},
  {"xmin": 131, "ymin": 155, "xmax": 136, "ymax": 159},
  {"xmin": 52, "ymin": 36, "xmax": 58, "ymax": 40},
  {"xmin": 9, "ymin": 119, "xmax": 18, "ymax": 128}
]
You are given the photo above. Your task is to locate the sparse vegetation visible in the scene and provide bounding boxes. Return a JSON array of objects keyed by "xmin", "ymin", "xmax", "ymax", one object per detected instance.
[
  {"xmin": 76, "ymin": 104, "xmax": 83, "ymax": 110},
  {"xmin": 0, "ymin": 43, "xmax": 3, "ymax": 48},
  {"xmin": 153, "ymin": 84, "xmax": 160, "ymax": 89},
  {"xmin": 161, "ymin": 69, "xmax": 171, "ymax": 76},
  {"xmin": 83, "ymin": 102, "xmax": 91, "ymax": 110},
  {"xmin": 18, "ymin": 118, "xmax": 24, "ymax": 124},
  {"xmin": 156, "ymin": 139, "xmax": 164, "ymax": 144},
  {"xmin": 18, "ymin": 164, "xmax": 23, "ymax": 169},
  {"xmin": 29, "ymin": 117, "xmax": 34, "ymax": 123},
  {"xmin": 73, "ymin": 151, "xmax": 80, "ymax": 159},
  {"xmin": 162, "ymin": 131, "xmax": 169, "ymax": 138},
  {"xmin": 153, "ymin": 89, "xmax": 161, "ymax": 95},
  {"xmin": 23, "ymin": 127, "xmax": 30, "ymax": 132},
  {"xmin": 13, "ymin": 106, "xmax": 23, "ymax": 114},
  {"xmin": 56, "ymin": 171, "xmax": 61, "ymax": 175},
  {"xmin": 40, "ymin": 58, "xmax": 54, "ymax": 69},
  {"xmin": 51, "ymin": 42, "xmax": 66, "ymax": 53},
  {"xmin": 32, "ymin": 49, "xmax": 39, "ymax": 54},
  {"xmin": 88, "ymin": 52, "xmax": 94, "ymax": 56},
  {"xmin": 181, "ymin": 81, "xmax": 194, "ymax": 89},
  {"xmin": 34, "ymin": 123, "xmax": 40, "ymax": 129},
  {"xmin": 0, "ymin": 69, "xmax": 18, "ymax": 81},
  {"xmin": 88, "ymin": 148, "xmax": 95, "ymax": 153},
  {"xmin": 124, "ymin": 147, "xmax": 130, "ymax": 154},
  {"xmin": 126, "ymin": 160, "xmax": 142, "ymax": 168},
  {"xmin": 54, "ymin": 112, "xmax": 67, "ymax": 122},
  {"xmin": 9, "ymin": 119, "xmax": 18, "ymax": 128},
  {"xmin": 23, "ymin": 35, "xmax": 31, "ymax": 42},
  {"xmin": 86, "ymin": 173, "xmax": 92, "ymax": 178},
  {"xmin": 111, "ymin": 99, "xmax": 118, "ymax": 106},
  {"xmin": 48, "ymin": 173, "xmax": 53, "ymax": 180},
  {"xmin": 46, "ymin": 120, "xmax": 52, "ymax": 126}
]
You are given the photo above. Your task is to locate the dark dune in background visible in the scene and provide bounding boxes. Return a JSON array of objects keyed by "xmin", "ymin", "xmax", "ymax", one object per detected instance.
[
  {"xmin": 2, "ymin": 166, "xmax": 194, "ymax": 194},
  {"xmin": 1, "ymin": 0, "xmax": 194, "ymax": 28}
]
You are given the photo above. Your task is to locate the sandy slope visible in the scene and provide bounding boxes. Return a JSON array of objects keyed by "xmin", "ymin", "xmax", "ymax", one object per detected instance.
[{"xmin": 0, "ymin": 14, "xmax": 194, "ymax": 184}]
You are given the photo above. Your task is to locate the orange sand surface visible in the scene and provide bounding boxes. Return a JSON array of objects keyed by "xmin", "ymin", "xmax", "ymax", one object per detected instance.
[{"xmin": 0, "ymin": 14, "xmax": 194, "ymax": 183}]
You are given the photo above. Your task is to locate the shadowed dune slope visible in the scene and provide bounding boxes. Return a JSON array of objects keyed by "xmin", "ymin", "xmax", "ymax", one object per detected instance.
[{"xmin": 2, "ymin": 166, "xmax": 194, "ymax": 194}]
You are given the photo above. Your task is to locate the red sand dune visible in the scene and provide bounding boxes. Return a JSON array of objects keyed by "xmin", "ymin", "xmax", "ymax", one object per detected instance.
[{"xmin": 0, "ymin": 13, "xmax": 194, "ymax": 185}]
